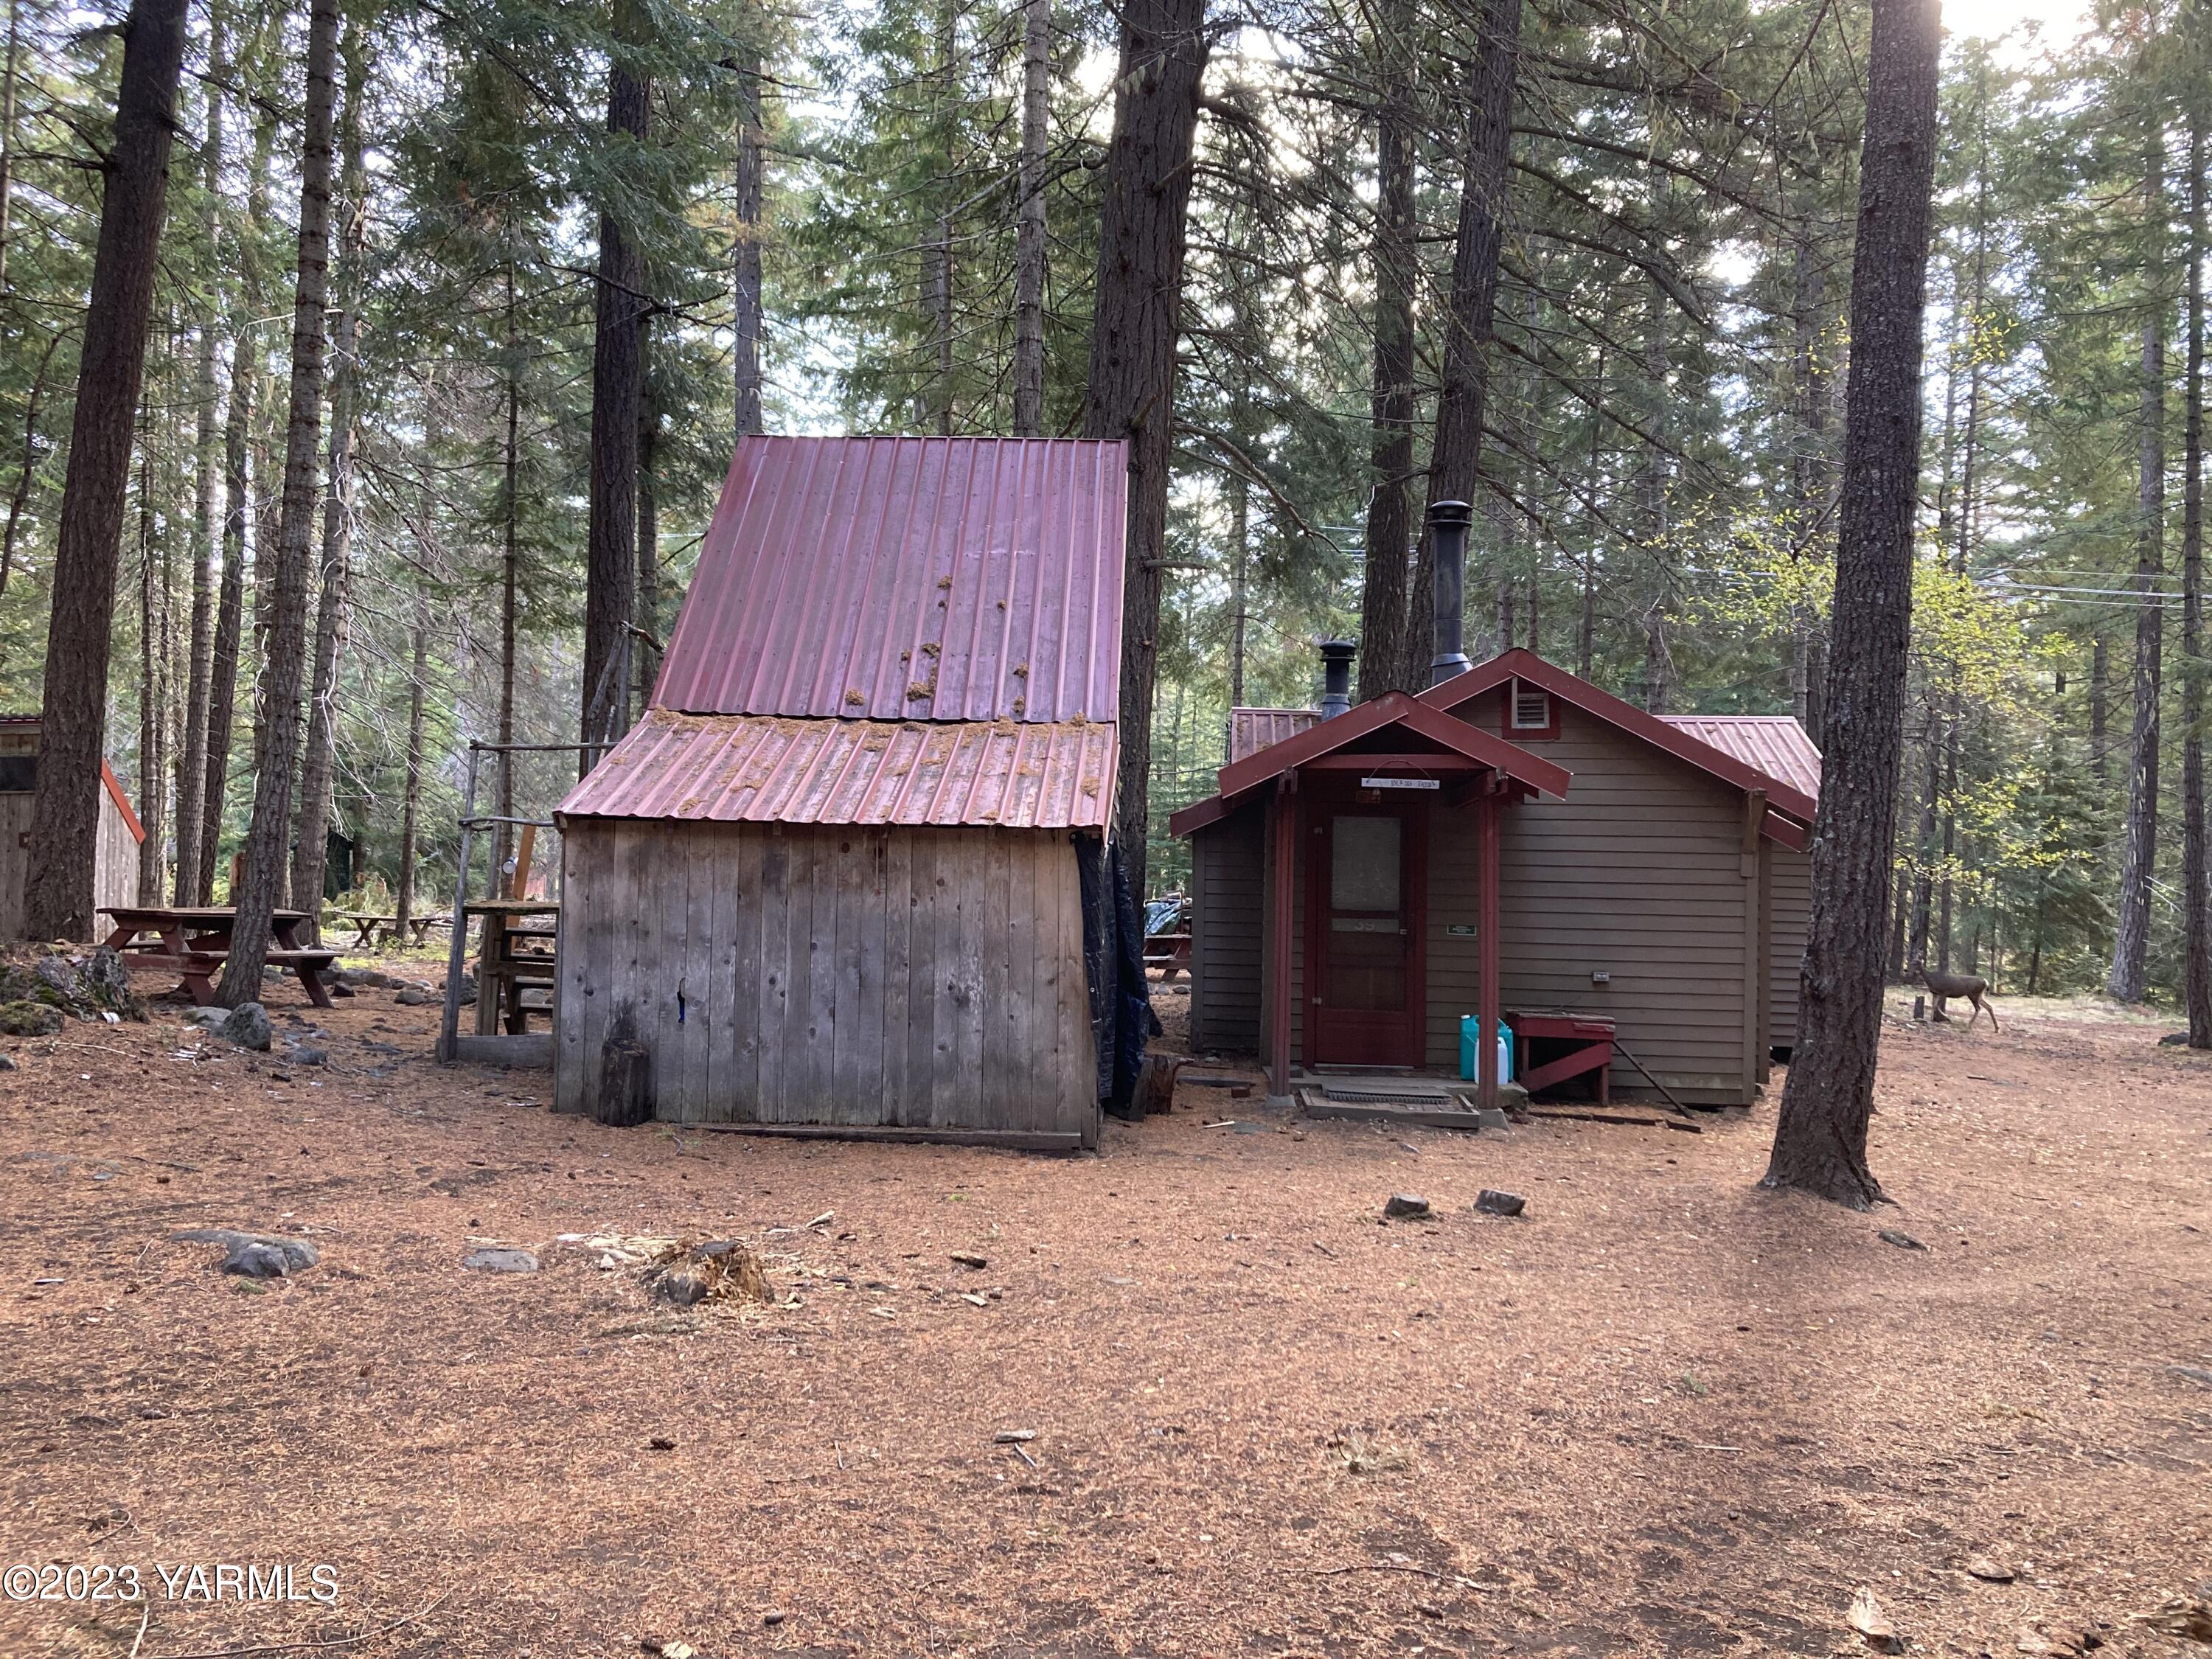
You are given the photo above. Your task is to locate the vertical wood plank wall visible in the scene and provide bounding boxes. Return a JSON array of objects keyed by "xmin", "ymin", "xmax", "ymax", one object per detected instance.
[
  {"xmin": 553, "ymin": 820, "xmax": 1098, "ymax": 1141},
  {"xmin": 0, "ymin": 788, "xmax": 140, "ymax": 939}
]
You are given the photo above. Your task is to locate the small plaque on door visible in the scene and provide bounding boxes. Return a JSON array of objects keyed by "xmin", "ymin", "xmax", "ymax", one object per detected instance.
[{"xmin": 1446, "ymin": 924, "xmax": 1477, "ymax": 936}]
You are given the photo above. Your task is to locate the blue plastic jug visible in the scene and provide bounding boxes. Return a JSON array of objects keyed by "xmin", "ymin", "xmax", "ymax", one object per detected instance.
[{"xmin": 1458, "ymin": 1016, "xmax": 1513, "ymax": 1083}]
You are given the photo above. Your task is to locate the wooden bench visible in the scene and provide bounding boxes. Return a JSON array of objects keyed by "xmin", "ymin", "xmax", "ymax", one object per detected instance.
[{"xmin": 1507, "ymin": 1010, "xmax": 1616, "ymax": 1105}]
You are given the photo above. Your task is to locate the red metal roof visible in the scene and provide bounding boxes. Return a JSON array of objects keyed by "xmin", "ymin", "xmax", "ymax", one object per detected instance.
[
  {"xmin": 1229, "ymin": 707, "xmax": 1320, "ymax": 763},
  {"xmin": 1658, "ymin": 715, "xmax": 1822, "ymax": 802},
  {"xmin": 558, "ymin": 710, "xmax": 1116, "ymax": 830},
  {"xmin": 652, "ymin": 436, "xmax": 1127, "ymax": 723}
]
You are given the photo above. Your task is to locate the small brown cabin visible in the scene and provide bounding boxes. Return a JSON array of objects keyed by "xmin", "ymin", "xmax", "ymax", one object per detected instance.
[
  {"xmin": 552, "ymin": 436, "xmax": 1130, "ymax": 1147},
  {"xmin": 1172, "ymin": 650, "xmax": 1821, "ymax": 1106}
]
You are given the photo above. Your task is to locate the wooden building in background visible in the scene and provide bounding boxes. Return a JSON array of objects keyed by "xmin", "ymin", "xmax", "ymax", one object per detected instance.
[
  {"xmin": 552, "ymin": 436, "xmax": 1127, "ymax": 1147},
  {"xmin": 1175, "ymin": 651, "xmax": 1821, "ymax": 1105},
  {"xmin": 0, "ymin": 716, "xmax": 145, "ymax": 938}
]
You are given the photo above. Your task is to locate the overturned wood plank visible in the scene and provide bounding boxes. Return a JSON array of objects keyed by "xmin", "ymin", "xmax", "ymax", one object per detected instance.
[
  {"xmin": 1523, "ymin": 1105, "xmax": 1702, "ymax": 1134},
  {"xmin": 450, "ymin": 1034, "xmax": 554, "ymax": 1069},
  {"xmin": 688, "ymin": 1123, "xmax": 1085, "ymax": 1152}
]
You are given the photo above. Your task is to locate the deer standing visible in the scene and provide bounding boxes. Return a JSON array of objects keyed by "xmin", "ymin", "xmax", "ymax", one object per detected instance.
[{"xmin": 1910, "ymin": 959, "xmax": 2000, "ymax": 1032}]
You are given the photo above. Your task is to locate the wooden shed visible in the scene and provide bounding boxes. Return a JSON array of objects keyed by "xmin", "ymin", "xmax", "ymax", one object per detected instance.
[
  {"xmin": 0, "ymin": 716, "xmax": 145, "ymax": 938},
  {"xmin": 552, "ymin": 436, "xmax": 1127, "ymax": 1148},
  {"xmin": 1173, "ymin": 651, "xmax": 1821, "ymax": 1107}
]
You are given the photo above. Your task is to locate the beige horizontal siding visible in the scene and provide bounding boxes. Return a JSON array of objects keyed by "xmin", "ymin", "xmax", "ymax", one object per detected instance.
[
  {"xmin": 1769, "ymin": 844, "xmax": 1811, "ymax": 1046},
  {"xmin": 1452, "ymin": 686, "xmax": 1759, "ymax": 1103}
]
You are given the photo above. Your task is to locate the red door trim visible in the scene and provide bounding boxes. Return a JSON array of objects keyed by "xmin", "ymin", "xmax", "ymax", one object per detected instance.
[{"xmin": 1302, "ymin": 796, "xmax": 1427, "ymax": 1069}]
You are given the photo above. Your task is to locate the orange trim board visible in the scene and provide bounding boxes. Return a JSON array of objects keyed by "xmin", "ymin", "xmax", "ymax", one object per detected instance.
[{"xmin": 100, "ymin": 761, "xmax": 146, "ymax": 844}]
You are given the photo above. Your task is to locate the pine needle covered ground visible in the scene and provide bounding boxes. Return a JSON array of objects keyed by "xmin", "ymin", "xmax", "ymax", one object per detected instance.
[{"xmin": 1, "ymin": 972, "xmax": 2207, "ymax": 1658}]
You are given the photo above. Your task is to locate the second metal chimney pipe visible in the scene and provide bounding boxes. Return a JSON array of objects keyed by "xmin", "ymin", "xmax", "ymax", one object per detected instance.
[
  {"xmin": 1318, "ymin": 639, "xmax": 1356, "ymax": 717},
  {"xmin": 1427, "ymin": 499, "xmax": 1474, "ymax": 686}
]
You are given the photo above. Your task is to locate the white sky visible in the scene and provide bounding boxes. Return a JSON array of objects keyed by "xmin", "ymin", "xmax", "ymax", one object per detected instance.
[{"xmin": 1944, "ymin": 0, "xmax": 2094, "ymax": 55}]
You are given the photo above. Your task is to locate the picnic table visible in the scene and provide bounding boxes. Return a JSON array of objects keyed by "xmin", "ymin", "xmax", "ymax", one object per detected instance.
[
  {"xmin": 465, "ymin": 899, "xmax": 559, "ymax": 1035},
  {"xmin": 334, "ymin": 911, "xmax": 452, "ymax": 950},
  {"xmin": 99, "ymin": 906, "xmax": 338, "ymax": 1009}
]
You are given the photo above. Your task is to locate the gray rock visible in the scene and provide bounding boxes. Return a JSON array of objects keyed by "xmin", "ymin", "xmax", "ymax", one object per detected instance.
[
  {"xmin": 2159, "ymin": 1032, "xmax": 2190, "ymax": 1046},
  {"xmin": 78, "ymin": 947, "xmax": 144, "ymax": 1019},
  {"xmin": 1475, "ymin": 1107, "xmax": 1509, "ymax": 1130},
  {"xmin": 1474, "ymin": 1189, "xmax": 1526, "ymax": 1217},
  {"xmin": 395, "ymin": 987, "xmax": 431, "ymax": 1006},
  {"xmin": 182, "ymin": 1006, "xmax": 226, "ymax": 1027},
  {"xmin": 0, "ymin": 1054, "xmax": 15, "ymax": 1071},
  {"xmin": 327, "ymin": 982, "xmax": 355, "ymax": 999},
  {"xmin": 288, "ymin": 1046, "xmax": 330, "ymax": 1068},
  {"xmin": 1382, "ymin": 1193, "xmax": 1430, "ymax": 1219},
  {"xmin": 462, "ymin": 1246, "xmax": 538, "ymax": 1273},
  {"xmin": 2166, "ymin": 1365, "xmax": 2212, "ymax": 1388},
  {"xmin": 0, "ymin": 1001, "xmax": 62, "ymax": 1037},
  {"xmin": 220, "ymin": 1002, "xmax": 272, "ymax": 1051},
  {"xmin": 173, "ymin": 1228, "xmax": 320, "ymax": 1276},
  {"xmin": 33, "ymin": 956, "xmax": 77, "ymax": 996}
]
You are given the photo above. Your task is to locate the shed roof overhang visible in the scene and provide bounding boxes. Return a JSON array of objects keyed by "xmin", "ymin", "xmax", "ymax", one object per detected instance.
[
  {"xmin": 1167, "ymin": 691, "xmax": 1571, "ymax": 838},
  {"xmin": 1419, "ymin": 649, "xmax": 1820, "ymax": 841}
]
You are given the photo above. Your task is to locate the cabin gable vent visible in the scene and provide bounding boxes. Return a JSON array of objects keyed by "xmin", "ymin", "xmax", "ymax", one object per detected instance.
[{"xmin": 1509, "ymin": 681, "xmax": 1552, "ymax": 732}]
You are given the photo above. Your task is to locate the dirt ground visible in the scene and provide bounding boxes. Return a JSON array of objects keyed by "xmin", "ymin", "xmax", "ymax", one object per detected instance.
[{"xmin": 1, "ymin": 964, "xmax": 2208, "ymax": 1659}]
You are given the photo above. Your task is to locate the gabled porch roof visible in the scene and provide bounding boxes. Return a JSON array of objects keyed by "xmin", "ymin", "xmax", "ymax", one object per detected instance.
[
  {"xmin": 1167, "ymin": 690, "xmax": 1571, "ymax": 838},
  {"xmin": 1418, "ymin": 649, "xmax": 1820, "ymax": 843}
]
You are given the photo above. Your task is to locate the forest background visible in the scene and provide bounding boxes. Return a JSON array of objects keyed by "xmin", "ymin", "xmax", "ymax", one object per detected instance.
[{"xmin": 0, "ymin": 0, "xmax": 2204, "ymax": 1008}]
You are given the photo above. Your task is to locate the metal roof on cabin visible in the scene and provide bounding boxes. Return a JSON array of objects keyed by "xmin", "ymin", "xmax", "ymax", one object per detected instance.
[
  {"xmin": 650, "ymin": 436, "xmax": 1128, "ymax": 723},
  {"xmin": 1658, "ymin": 714, "xmax": 1823, "ymax": 801},
  {"xmin": 1228, "ymin": 707, "xmax": 1321, "ymax": 762},
  {"xmin": 557, "ymin": 709, "xmax": 1116, "ymax": 830}
]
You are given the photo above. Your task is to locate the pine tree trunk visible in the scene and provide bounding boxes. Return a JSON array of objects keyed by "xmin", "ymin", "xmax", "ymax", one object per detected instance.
[
  {"xmin": 21, "ymin": 0, "xmax": 189, "ymax": 940},
  {"xmin": 636, "ymin": 382, "xmax": 659, "ymax": 712},
  {"xmin": 1410, "ymin": 0, "xmax": 1520, "ymax": 693},
  {"xmin": 206, "ymin": 93, "xmax": 276, "ymax": 902},
  {"xmin": 136, "ymin": 434, "xmax": 165, "ymax": 904},
  {"xmin": 1080, "ymin": 0, "xmax": 1208, "ymax": 891},
  {"xmin": 498, "ymin": 271, "xmax": 520, "ymax": 881},
  {"xmin": 395, "ymin": 608, "xmax": 429, "ymax": 933},
  {"xmin": 2089, "ymin": 633, "xmax": 2109, "ymax": 782},
  {"xmin": 582, "ymin": 0, "xmax": 650, "ymax": 771},
  {"xmin": 1009, "ymin": 0, "xmax": 1051, "ymax": 437},
  {"xmin": 199, "ymin": 330, "xmax": 252, "ymax": 903},
  {"xmin": 1762, "ymin": 0, "xmax": 1940, "ymax": 1210},
  {"xmin": 732, "ymin": 42, "xmax": 765, "ymax": 438},
  {"xmin": 2182, "ymin": 109, "xmax": 2208, "ymax": 1048},
  {"xmin": 175, "ymin": 11, "xmax": 225, "ymax": 906},
  {"xmin": 288, "ymin": 27, "xmax": 367, "ymax": 933},
  {"xmin": 2108, "ymin": 122, "xmax": 2168, "ymax": 1006},
  {"xmin": 218, "ymin": 0, "xmax": 340, "ymax": 1004},
  {"xmin": 1, "ymin": 330, "xmax": 58, "ymax": 597},
  {"xmin": 1357, "ymin": 0, "xmax": 1416, "ymax": 700},
  {"xmin": 0, "ymin": 0, "xmax": 19, "ymax": 288}
]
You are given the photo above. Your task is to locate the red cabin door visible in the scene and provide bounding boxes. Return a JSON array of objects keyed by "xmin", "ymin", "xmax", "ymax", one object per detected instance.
[{"xmin": 1307, "ymin": 806, "xmax": 1424, "ymax": 1068}]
